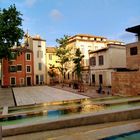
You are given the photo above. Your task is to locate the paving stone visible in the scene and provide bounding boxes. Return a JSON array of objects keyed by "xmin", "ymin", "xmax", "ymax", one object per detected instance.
[{"xmin": 13, "ymin": 86, "xmax": 87, "ymax": 106}]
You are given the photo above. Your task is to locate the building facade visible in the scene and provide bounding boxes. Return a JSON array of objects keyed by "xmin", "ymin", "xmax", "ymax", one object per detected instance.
[
  {"xmin": 2, "ymin": 48, "xmax": 34, "ymax": 87},
  {"xmin": 89, "ymin": 44, "xmax": 126, "ymax": 86},
  {"xmin": 112, "ymin": 25, "xmax": 140, "ymax": 96},
  {"xmin": 26, "ymin": 35, "xmax": 46, "ymax": 85},
  {"xmin": 65, "ymin": 34, "xmax": 124, "ymax": 85},
  {"xmin": 46, "ymin": 47, "xmax": 60, "ymax": 85}
]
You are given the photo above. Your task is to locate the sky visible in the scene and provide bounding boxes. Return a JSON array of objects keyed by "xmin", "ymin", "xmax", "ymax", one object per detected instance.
[{"xmin": 0, "ymin": 0, "xmax": 140, "ymax": 46}]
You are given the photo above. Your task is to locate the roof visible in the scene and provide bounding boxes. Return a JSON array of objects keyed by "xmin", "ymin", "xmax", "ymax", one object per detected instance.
[
  {"xmin": 89, "ymin": 44, "xmax": 125, "ymax": 54},
  {"xmin": 11, "ymin": 47, "xmax": 32, "ymax": 52},
  {"xmin": 126, "ymin": 25, "xmax": 140, "ymax": 34},
  {"xmin": 46, "ymin": 47, "xmax": 56, "ymax": 53},
  {"xmin": 107, "ymin": 40, "xmax": 125, "ymax": 45},
  {"xmin": 68, "ymin": 34, "xmax": 107, "ymax": 40},
  {"xmin": 32, "ymin": 37, "xmax": 46, "ymax": 41},
  {"xmin": 89, "ymin": 47, "xmax": 108, "ymax": 54}
]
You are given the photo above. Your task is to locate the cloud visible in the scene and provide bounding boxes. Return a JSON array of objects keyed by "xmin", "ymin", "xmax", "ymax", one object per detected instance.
[
  {"xmin": 49, "ymin": 9, "xmax": 63, "ymax": 21},
  {"xmin": 118, "ymin": 32, "xmax": 136, "ymax": 43},
  {"xmin": 25, "ymin": 0, "xmax": 37, "ymax": 7}
]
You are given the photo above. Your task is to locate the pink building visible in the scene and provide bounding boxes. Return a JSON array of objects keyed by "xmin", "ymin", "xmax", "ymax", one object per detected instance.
[{"xmin": 1, "ymin": 47, "xmax": 34, "ymax": 87}]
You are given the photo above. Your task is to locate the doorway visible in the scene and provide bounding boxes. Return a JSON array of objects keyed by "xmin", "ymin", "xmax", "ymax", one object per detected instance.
[
  {"xmin": 36, "ymin": 75, "xmax": 39, "ymax": 85},
  {"xmin": 27, "ymin": 77, "xmax": 31, "ymax": 86},
  {"xmin": 99, "ymin": 74, "xmax": 103, "ymax": 84}
]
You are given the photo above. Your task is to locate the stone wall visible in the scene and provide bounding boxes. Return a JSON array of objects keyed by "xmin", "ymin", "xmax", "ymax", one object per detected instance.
[
  {"xmin": 126, "ymin": 42, "xmax": 140, "ymax": 69},
  {"xmin": 112, "ymin": 72, "xmax": 140, "ymax": 96}
]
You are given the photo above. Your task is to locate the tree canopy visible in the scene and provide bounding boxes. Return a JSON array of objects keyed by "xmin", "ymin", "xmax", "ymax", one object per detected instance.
[
  {"xmin": 73, "ymin": 48, "xmax": 84, "ymax": 82},
  {"xmin": 56, "ymin": 35, "xmax": 71, "ymax": 82},
  {"xmin": 0, "ymin": 4, "xmax": 24, "ymax": 59}
]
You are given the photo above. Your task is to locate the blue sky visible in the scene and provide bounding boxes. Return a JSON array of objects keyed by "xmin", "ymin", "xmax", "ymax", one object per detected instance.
[{"xmin": 0, "ymin": 0, "xmax": 140, "ymax": 46}]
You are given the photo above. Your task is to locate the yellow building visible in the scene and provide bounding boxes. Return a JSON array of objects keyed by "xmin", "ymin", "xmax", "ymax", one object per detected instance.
[
  {"xmin": 46, "ymin": 47, "xmax": 60, "ymax": 85},
  {"xmin": 65, "ymin": 34, "xmax": 124, "ymax": 85}
]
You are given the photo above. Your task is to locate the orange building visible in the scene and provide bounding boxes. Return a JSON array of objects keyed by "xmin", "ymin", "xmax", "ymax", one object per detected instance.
[{"xmin": 1, "ymin": 47, "xmax": 34, "ymax": 87}]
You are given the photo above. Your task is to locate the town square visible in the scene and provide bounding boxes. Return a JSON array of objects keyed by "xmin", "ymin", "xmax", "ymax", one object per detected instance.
[{"xmin": 0, "ymin": 0, "xmax": 140, "ymax": 140}]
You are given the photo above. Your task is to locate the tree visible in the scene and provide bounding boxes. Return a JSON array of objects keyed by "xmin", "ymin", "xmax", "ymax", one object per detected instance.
[
  {"xmin": 0, "ymin": 4, "xmax": 24, "ymax": 59},
  {"xmin": 48, "ymin": 64, "xmax": 58, "ymax": 85},
  {"xmin": 56, "ymin": 35, "xmax": 71, "ymax": 85},
  {"xmin": 73, "ymin": 48, "xmax": 84, "ymax": 82}
]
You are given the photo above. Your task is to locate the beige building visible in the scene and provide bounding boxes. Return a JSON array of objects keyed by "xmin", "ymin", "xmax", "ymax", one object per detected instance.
[
  {"xmin": 25, "ymin": 34, "xmax": 46, "ymax": 85},
  {"xmin": 89, "ymin": 44, "xmax": 126, "ymax": 86},
  {"xmin": 46, "ymin": 47, "xmax": 60, "ymax": 85},
  {"xmin": 65, "ymin": 34, "xmax": 124, "ymax": 85}
]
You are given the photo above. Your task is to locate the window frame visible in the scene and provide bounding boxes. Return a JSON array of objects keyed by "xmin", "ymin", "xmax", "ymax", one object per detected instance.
[
  {"xmin": 99, "ymin": 55, "xmax": 104, "ymax": 65},
  {"xmin": 17, "ymin": 64, "xmax": 22, "ymax": 72},
  {"xmin": 90, "ymin": 57, "xmax": 96, "ymax": 66},
  {"xmin": 9, "ymin": 65, "xmax": 17, "ymax": 72},
  {"xmin": 38, "ymin": 63, "xmax": 42, "ymax": 71},
  {"xmin": 26, "ymin": 53, "xmax": 31, "ymax": 61},
  {"xmin": 10, "ymin": 77, "xmax": 16, "ymax": 86},
  {"xmin": 130, "ymin": 47, "xmax": 138, "ymax": 55},
  {"xmin": 26, "ymin": 65, "xmax": 31, "ymax": 73},
  {"xmin": 49, "ymin": 54, "xmax": 52, "ymax": 60},
  {"xmin": 10, "ymin": 52, "xmax": 17, "ymax": 61}
]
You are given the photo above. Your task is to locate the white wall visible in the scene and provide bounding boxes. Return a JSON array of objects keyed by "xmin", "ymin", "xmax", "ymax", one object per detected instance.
[
  {"xmin": 90, "ymin": 45, "xmax": 126, "ymax": 86},
  {"xmin": 32, "ymin": 40, "xmax": 46, "ymax": 84},
  {"xmin": 108, "ymin": 46, "xmax": 126, "ymax": 68}
]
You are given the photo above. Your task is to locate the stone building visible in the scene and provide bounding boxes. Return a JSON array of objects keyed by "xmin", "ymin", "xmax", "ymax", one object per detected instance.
[{"xmin": 112, "ymin": 25, "xmax": 140, "ymax": 96}]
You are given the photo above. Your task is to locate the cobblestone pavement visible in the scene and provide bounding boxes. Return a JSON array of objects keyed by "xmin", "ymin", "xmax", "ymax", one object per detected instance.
[
  {"xmin": 0, "ymin": 88, "xmax": 15, "ymax": 108},
  {"xmin": 13, "ymin": 86, "xmax": 87, "ymax": 106}
]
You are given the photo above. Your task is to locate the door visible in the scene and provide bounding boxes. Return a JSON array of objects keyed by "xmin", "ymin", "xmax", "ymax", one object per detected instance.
[
  {"xmin": 99, "ymin": 74, "xmax": 103, "ymax": 84},
  {"xmin": 27, "ymin": 77, "xmax": 31, "ymax": 86},
  {"xmin": 92, "ymin": 74, "xmax": 95, "ymax": 84},
  {"xmin": 36, "ymin": 75, "xmax": 39, "ymax": 85}
]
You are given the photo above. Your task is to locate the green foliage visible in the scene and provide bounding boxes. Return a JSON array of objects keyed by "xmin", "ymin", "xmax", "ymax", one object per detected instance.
[
  {"xmin": 56, "ymin": 35, "xmax": 70, "ymax": 48},
  {"xmin": 73, "ymin": 48, "xmax": 84, "ymax": 82},
  {"xmin": 0, "ymin": 4, "xmax": 24, "ymax": 59},
  {"xmin": 48, "ymin": 64, "xmax": 57, "ymax": 78},
  {"xmin": 56, "ymin": 35, "xmax": 71, "ymax": 80}
]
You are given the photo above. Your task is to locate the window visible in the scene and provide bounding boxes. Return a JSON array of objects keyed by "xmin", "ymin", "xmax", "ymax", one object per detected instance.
[
  {"xmin": 9, "ymin": 66, "xmax": 16, "ymax": 72},
  {"xmin": 37, "ymin": 51, "xmax": 43, "ymax": 58},
  {"xmin": 99, "ymin": 55, "xmax": 104, "ymax": 65},
  {"xmin": 26, "ymin": 66, "xmax": 31, "ymax": 73},
  {"xmin": 10, "ymin": 77, "xmax": 16, "ymax": 85},
  {"xmin": 38, "ymin": 41, "xmax": 41, "ymax": 47},
  {"xmin": 90, "ymin": 57, "xmax": 96, "ymax": 66},
  {"xmin": 40, "ymin": 51, "xmax": 43, "ymax": 58},
  {"xmin": 49, "ymin": 54, "xmax": 52, "ymax": 60},
  {"xmin": 11, "ymin": 52, "xmax": 16, "ymax": 60},
  {"xmin": 37, "ymin": 51, "xmax": 39, "ymax": 58},
  {"xmin": 40, "ymin": 75, "xmax": 44, "ymax": 84},
  {"xmin": 26, "ymin": 53, "xmax": 31, "ymax": 60},
  {"xmin": 20, "ymin": 78, "xmax": 24, "ymax": 85},
  {"xmin": 17, "ymin": 65, "xmax": 22, "ymax": 71},
  {"xmin": 130, "ymin": 47, "xmax": 137, "ymax": 55},
  {"xmin": 38, "ymin": 63, "xmax": 42, "ymax": 70}
]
